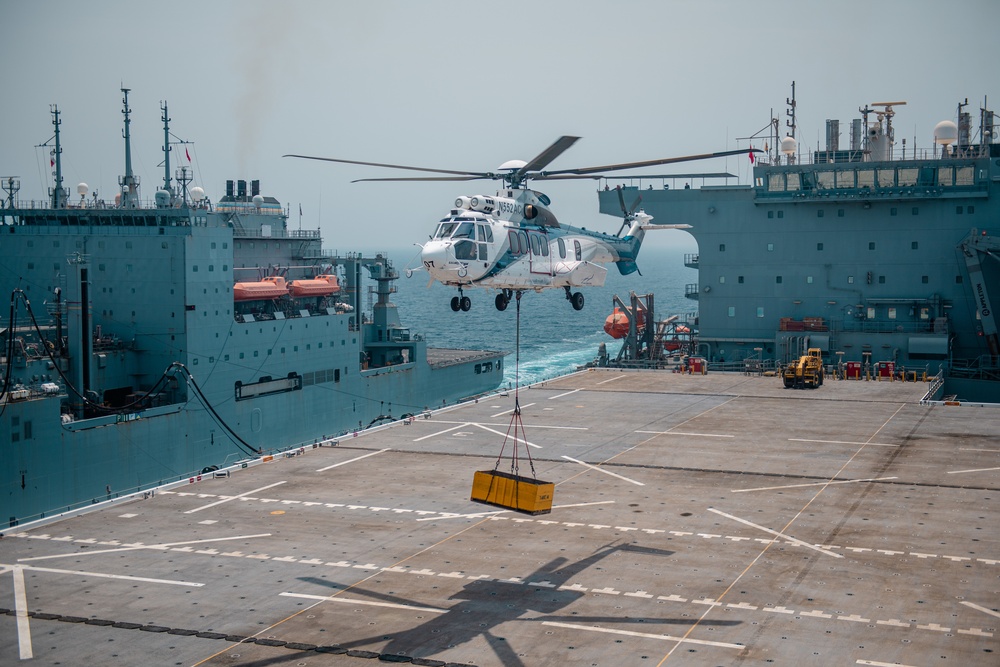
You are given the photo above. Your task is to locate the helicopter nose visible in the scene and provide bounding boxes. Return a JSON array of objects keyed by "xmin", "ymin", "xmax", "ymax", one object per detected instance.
[{"xmin": 421, "ymin": 241, "xmax": 449, "ymax": 269}]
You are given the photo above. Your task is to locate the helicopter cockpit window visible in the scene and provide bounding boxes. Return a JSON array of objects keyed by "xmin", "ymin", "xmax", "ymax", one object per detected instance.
[
  {"xmin": 454, "ymin": 239, "xmax": 477, "ymax": 260},
  {"xmin": 558, "ymin": 238, "xmax": 566, "ymax": 259},
  {"xmin": 435, "ymin": 222, "xmax": 458, "ymax": 239},
  {"xmin": 453, "ymin": 222, "xmax": 475, "ymax": 239},
  {"xmin": 574, "ymin": 240, "xmax": 582, "ymax": 261}
]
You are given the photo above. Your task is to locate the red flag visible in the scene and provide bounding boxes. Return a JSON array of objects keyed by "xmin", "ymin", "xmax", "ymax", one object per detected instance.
[
  {"xmin": 748, "ymin": 149, "xmax": 755, "ymax": 164},
  {"xmin": 185, "ymin": 146, "xmax": 191, "ymax": 162},
  {"xmin": 50, "ymin": 157, "xmax": 55, "ymax": 167}
]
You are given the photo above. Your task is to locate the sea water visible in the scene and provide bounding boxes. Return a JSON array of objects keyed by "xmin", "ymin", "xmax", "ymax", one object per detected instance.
[{"xmin": 385, "ymin": 244, "xmax": 697, "ymax": 388}]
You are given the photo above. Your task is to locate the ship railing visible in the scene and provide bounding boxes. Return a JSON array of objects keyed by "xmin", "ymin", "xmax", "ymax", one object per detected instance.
[
  {"xmin": 233, "ymin": 227, "xmax": 319, "ymax": 240},
  {"xmin": 834, "ymin": 320, "xmax": 937, "ymax": 335}
]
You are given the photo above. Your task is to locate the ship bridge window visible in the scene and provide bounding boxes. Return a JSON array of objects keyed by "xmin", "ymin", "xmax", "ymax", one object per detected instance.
[
  {"xmin": 877, "ymin": 168, "xmax": 895, "ymax": 187},
  {"xmin": 767, "ymin": 174, "xmax": 785, "ymax": 192},
  {"xmin": 956, "ymin": 166, "xmax": 974, "ymax": 185},
  {"xmin": 786, "ymin": 173, "xmax": 801, "ymax": 191},
  {"xmin": 816, "ymin": 171, "xmax": 835, "ymax": 190},
  {"xmin": 919, "ymin": 166, "xmax": 937, "ymax": 186},
  {"xmin": 939, "ymin": 167, "xmax": 955, "ymax": 187},
  {"xmin": 857, "ymin": 169, "xmax": 874, "ymax": 188},
  {"xmin": 836, "ymin": 170, "xmax": 855, "ymax": 188},
  {"xmin": 897, "ymin": 168, "xmax": 918, "ymax": 186}
]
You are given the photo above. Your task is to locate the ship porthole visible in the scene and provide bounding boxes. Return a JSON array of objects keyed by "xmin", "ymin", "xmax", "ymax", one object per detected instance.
[{"xmin": 251, "ymin": 408, "xmax": 263, "ymax": 433}]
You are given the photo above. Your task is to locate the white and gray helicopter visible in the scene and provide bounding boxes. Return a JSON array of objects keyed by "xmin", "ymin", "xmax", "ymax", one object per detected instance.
[{"xmin": 287, "ymin": 137, "xmax": 754, "ymax": 311}]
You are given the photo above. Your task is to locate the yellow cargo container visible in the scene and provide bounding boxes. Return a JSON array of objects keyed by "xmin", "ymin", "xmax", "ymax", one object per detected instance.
[{"xmin": 471, "ymin": 470, "xmax": 554, "ymax": 515}]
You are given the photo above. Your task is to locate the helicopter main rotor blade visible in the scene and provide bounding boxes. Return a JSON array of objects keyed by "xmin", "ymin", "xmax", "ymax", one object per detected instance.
[
  {"xmin": 541, "ymin": 148, "xmax": 761, "ymax": 177},
  {"xmin": 516, "ymin": 136, "xmax": 581, "ymax": 178},
  {"xmin": 351, "ymin": 176, "xmax": 489, "ymax": 183},
  {"xmin": 283, "ymin": 154, "xmax": 490, "ymax": 178},
  {"xmin": 530, "ymin": 171, "xmax": 737, "ymax": 181}
]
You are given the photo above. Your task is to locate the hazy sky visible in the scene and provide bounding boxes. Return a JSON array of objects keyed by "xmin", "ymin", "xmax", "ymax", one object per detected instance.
[{"xmin": 2, "ymin": 0, "xmax": 996, "ymax": 251}]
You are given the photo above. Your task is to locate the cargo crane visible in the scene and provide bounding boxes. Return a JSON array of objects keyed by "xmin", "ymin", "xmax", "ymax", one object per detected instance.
[{"xmin": 959, "ymin": 229, "xmax": 1000, "ymax": 357}]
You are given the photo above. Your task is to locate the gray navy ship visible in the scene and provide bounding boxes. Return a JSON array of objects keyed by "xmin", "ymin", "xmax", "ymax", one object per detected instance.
[
  {"xmin": 0, "ymin": 90, "xmax": 506, "ymax": 527},
  {"xmin": 599, "ymin": 85, "xmax": 1000, "ymax": 402}
]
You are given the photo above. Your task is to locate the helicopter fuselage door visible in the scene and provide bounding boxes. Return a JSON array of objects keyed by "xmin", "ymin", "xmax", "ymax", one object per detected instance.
[{"xmin": 528, "ymin": 231, "xmax": 551, "ymax": 276}]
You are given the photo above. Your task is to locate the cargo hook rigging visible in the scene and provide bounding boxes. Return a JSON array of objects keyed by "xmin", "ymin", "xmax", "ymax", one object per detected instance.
[{"xmin": 492, "ymin": 290, "xmax": 537, "ymax": 479}]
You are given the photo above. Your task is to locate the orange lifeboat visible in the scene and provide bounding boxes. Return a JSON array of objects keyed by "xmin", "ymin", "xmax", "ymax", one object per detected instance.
[
  {"xmin": 664, "ymin": 324, "xmax": 690, "ymax": 351},
  {"xmin": 233, "ymin": 276, "xmax": 288, "ymax": 302},
  {"xmin": 603, "ymin": 307, "xmax": 646, "ymax": 339},
  {"xmin": 288, "ymin": 274, "xmax": 340, "ymax": 298}
]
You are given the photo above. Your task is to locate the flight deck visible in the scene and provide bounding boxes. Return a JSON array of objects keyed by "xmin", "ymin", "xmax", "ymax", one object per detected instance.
[{"xmin": 1, "ymin": 369, "xmax": 998, "ymax": 666}]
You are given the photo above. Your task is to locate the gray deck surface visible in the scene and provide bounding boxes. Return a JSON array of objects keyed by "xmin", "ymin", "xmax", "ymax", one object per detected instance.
[{"xmin": 2, "ymin": 369, "xmax": 998, "ymax": 666}]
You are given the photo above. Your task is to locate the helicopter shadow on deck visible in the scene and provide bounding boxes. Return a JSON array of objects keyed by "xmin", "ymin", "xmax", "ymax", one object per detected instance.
[{"xmin": 241, "ymin": 542, "xmax": 741, "ymax": 667}]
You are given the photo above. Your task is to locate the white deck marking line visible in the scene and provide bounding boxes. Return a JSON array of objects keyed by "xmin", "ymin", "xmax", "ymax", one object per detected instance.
[
  {"xmin": 413, "ymin": 423, "xmax": 470, "ymax": 442},
  {"xmin": 947, "ymin": 466, "xmax": 1000, "ymax": 474},
  {"xmin": 416, "ymin": 510, "xmax": 508, "ymax": 522},
  {"xmin": 12, "ymin": 565, "xmax": 32, "ymax": 659},
  {"xmin": 561, "ymin": 456, "xmax": 644, "ymax": 486},
  {"xmin": 18, "ymin": 565, "xmax": 204, "ymax": 587},
  {"xmin": 548, "ymin": 389, "xmax": 580, "ymax": 400},
  {"xmin": 637, "ymin": 430, "xmax": 734, "ymax": 438},
  {"xmin": 18, "ymin": 533, "xmax": 272, "ymax": 562},
  {"xmin": 857, "ymin": 661, "xmax": 919, "ymax": 667},
  {"xmin": 474, "ymin": 422, "xmax": 541, "ymax": 448},
  {"xmin": 541, "ymin": 621, "xmax": 742, "ymax": 649},
  {"xmin": 595, "ymin": 374, "xmax": 628, "ymax": 385},
  {"xmin": 789, "ymin": 438, "xmax": 899, "ymax": 448},
  {"xmin": 491, "ymin": 403, "xmax": 535, "ymax": 417},
  {"xmin": 960, "ymin": 447, "xmax": 1000, "ymax": 453},
  {"xmin": 733, "ymin": 477, "xmax": 898, "ymax": 493},
  {"xmin": 185, "ymin": 481, "xmax": 287, "ymax": 513},
  {"xmin": 552, "ymin": 500, "xmax": 616, "ymax": 509},
  {"xmin": 316, "ymin": 448, "xmax": 390, "ymax": 472},
  {"xmin": 961, "ymin": 600, "xmax": 1000, "ymax": 619},
  {"xmin": 280, "ymin": 591, "xmax": 446, "ymax": 614},
  {"xmin": 708, "ymin": 508, "xmax": 842, "ymax": 558},
  {"xmin": 428, "ymin": 420, "xmax": 586, "ymax": 431}
]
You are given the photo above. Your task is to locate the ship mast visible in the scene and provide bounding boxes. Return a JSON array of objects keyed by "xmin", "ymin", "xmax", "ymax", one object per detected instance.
[
  {"xmin": 119, "ymin": 87, "xmax": 140, "ymax": 208},
  {"xmin": 161, "ymin": 100, "xmax": 172, "ymax": 197},
  {"xmin": 49, "ymin": 105, "xmax": 67, "ymax": 208}
]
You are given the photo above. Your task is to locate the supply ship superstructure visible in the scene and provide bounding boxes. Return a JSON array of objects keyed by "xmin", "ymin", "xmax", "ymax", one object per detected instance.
[
  {"xmin": 599, "ymin": 86, "xmax": 1000, "ymax": 401},
  {"xmin": 0, "ymin": 91, "xmax": 506, "ymax": 526}
]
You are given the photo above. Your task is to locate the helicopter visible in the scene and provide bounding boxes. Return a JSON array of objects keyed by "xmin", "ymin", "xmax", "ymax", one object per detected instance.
[{"xmin": 286, "ymin": 137, "xmax": 756, "ymax": 312}]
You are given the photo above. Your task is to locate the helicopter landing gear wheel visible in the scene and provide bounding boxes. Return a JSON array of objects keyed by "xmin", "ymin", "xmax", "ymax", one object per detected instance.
[
  {"xmin": 569, "ymin": 290, "xmax": 585, "ymax": 311},
  {"xmin": 495, "ymin": 293, "xmax": 509, "ymax": 311},
  {"xmin": 450, "ymin": 296, "xmax": 461, "ymax": 312},
  {"xmin": 460, "ymin": 295, "xmax": 471, "ymax": 312}
]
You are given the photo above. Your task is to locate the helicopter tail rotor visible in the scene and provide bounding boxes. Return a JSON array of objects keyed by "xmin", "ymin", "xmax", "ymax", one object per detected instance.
[{"xmin": 616, "ymin": 188, "xmax": 642, "ymax": 237}]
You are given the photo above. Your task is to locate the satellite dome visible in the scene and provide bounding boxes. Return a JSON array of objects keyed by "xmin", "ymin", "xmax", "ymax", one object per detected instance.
[
  {"xmin": 190, "ymin": 186, "xmax": 205, "ymax": 202},
  {"xmin": 76, "ymin": 182, "xmax": 89, "ymax": 196},
  {"xmin": 252, "ymin": 194, "xmax": 264, "ymax": 208},
  {"xmin": 780, "ymin": 136, "xmax": 797, "ymax": 156},
  {"xmin": 154, "ymin": 190, "xmax": 170, "ymax": 207},
  {"xmin": 933, "ymin": 120, "xmax": 958, "ymax": 146}
]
